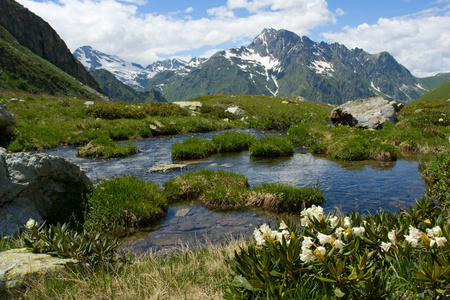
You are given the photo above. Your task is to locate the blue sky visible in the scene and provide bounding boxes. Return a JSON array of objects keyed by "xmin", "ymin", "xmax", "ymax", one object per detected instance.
[{"xmin": 16, "ymin": 0, "xmax": 450, "ymax": 77}]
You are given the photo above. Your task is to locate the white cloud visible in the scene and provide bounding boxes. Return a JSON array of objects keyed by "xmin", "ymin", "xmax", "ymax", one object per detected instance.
[
  {"xmin": 322, "ymin": 6, "xmax": 450, "ymax": 77},
  {"xmin": 16, "ymin": 0, "xmax": 334, "ymax": 66},
  {"xmin": 335, "ymin": 8, "xmax": 345, "ymax": 17}
]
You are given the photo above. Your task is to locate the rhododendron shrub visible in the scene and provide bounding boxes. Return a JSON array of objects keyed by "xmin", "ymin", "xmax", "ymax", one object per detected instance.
[{"xmin": 226, "ymin": 199, "xmax": 450, "ymax": 299}]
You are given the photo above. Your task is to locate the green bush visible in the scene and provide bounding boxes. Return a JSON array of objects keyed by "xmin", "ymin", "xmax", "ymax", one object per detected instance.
[
  {"xmin": 87, "ymin": 104, "xmax": 146, "ymax": 119},
  {"xmin": 249, "ymin": 136, "xmax": 294, "ymax": 157},
  {"xmin": 23, "ymin": 221, "xmax": 121, "ymax": 265},
  {"xmin": 251, "ymin": 182, "xmax": 325, "ymax": 212},
  {"xmin": 226, "ymin": 199, "xmax": 450, "ymax": 299},
  {"xmin": 76, "ymin": 136, "xmax": 137, "ymax": 158},
  {"xmin": 171, "ymin": 137, "xmax": 217, "ymax": 161},
  {"xmin": 212, "ymin": 131, "xmax": 256, "ymax": 152},
  {"xmin": 142, "ymin": 102, "xmax": 190, "ymax": 117},
  {"xmin": 84, "ymin": 174, "xmax": 168, "ymax": 233},
  {"xmin": 163, "ymin": 169, "xmax": 249, "ymax": 207},
  {"xmin": 199, "ymin": 104, "xmax": 238, "ymax": 120},
  {"xmin": 287, "ymin": 122, "xmax": 324, "ymax": 147}
]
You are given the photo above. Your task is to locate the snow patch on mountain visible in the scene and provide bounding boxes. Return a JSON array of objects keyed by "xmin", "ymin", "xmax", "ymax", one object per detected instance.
[{"xmin": 310, "ymin": 60, "xmax": 334, "ymax": 76}]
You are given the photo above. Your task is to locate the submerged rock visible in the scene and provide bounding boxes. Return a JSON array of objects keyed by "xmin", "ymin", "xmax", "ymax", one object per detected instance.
[
  {"xmin": 149, "ymin": 162, "xmax": 187, "ymax": 173},
  {"xmin": 330, "ymin": 96, "xmax": 398, "ymax": 129},
  {"xmin": 0, "ymin": 248, "xmax": 78, "ymax": 291},
  {"xmin": 0, "ymin": 149, "xmax": 92, "ymax": 237}
]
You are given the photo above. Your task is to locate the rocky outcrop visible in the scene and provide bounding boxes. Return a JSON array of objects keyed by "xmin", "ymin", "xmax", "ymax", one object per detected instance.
[
  {"xmin": 330, "ymin": 96, "xmax": 398, "ymax": 129},
  {"xmin": 0, "ymin": 103, "xmax": 15, "ymax": 135},
  {"xmin": 0, "ymin": 149, "xmax": 92, "ymax": 237},
  {"xmin": 0, "ymin": 248, "xmax": 78, "ymax": 291},
  {"xmin": 226, "ymin": 106, "xmax": 246, "ymax": 117},
  {"xmin": 0, "ymin": 0, "xmax": 103, "ymax": 94}
]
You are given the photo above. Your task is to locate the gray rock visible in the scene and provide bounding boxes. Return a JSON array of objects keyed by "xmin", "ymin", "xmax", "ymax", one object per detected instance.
[
  {"xmin": 0, "ymin": 248, "xmax": 78, "ymax": 291},
  {"xmin": 0, "ymin": 151, "xmax": 92, "ymax": 237},
  {"xmin": 0, "ymin": 103, "xmax": 15, "ymax": 135},
  {"xmin": 84, "ymin": 101, "xmax": 95, "ymax": 106},
  {"xmin": 330, "ymin": 96, "xmax": 398, "ymax": 129},
  {"xmin": 173, "ymin": 101, "xmax": 202, "ymax": 110},
  {"xmin": 149, "ymin": 162, "xmax": 187, "ymax": 173},
  {"xmin": 226, "ymin": 106, "xmax": 246, "ymax": 117}
]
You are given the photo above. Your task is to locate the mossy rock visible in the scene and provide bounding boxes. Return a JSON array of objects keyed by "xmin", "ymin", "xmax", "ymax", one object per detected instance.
[{"xmin": 0, "ymin": 248, "xmax": 78, "ymax": 291}]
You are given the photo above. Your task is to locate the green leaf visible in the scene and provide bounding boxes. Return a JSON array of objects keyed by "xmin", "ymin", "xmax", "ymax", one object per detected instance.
[
  {"xmin": 317, "ymin": 276, "xmax": 336, "ymax": 283},
  {"xmin": 334, "ymin": 288, "xmax": 345, "ymax": 298},
  {"xmin": 24, "ymin": 238, "xmax": 34, "ymax": 249}
]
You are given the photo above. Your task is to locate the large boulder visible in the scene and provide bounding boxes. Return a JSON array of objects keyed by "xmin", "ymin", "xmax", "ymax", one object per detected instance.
[
  {"xmin": 0, "ymin": 149, "xmax": 92, "ymax": 237},
  {"xmin": 330, "ymin": 96, "xmax": 398, "ymax": 129},
  {"xmin": 0, "ymin": 103, "xmax": 15, "ymax": 135}
]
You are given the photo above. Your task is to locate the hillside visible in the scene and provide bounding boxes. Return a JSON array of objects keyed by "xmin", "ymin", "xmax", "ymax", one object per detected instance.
[
  {"xmin": 0, "ymin": 0, "xmax": 105, "ymax": 99},
  {"xmin": 411, "ymin": 80, "xmax": 450, "ymax": 105},
  {"xmin": 91, "ymin": 69, "xmax": 167, "ymax": 103}
]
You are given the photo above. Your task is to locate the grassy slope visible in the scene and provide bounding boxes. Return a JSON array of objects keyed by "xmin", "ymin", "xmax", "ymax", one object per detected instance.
[
  {"xmin": 411, "ymin": 80, "xmax": 450, "ymax": 105},
  {"xmin": 0, "ymin": 26, "xmax": 104, "ymax": 100}
]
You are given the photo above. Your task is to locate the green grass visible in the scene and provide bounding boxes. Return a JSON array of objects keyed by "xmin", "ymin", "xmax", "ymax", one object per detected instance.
[
  {"xmin": 83, "ymin": 174, "xmax": 168, "ymax": 234},
  {"xmin": 211, "ymin": 131, "xmax": 256, "ymax": 152},
  {"xmin": 411, "ymin": 80, "xmax": 450, "ymax": 105},
  {"xmin": 76, "ymin": 136, "xmax": 138, "ymax": 158},
  {"xmin": 251, "ymin": 182, "xmax": 325, "ymax": 212},
  {"xmin": 163, "ymin": 169, "xmax": 249, "ymax": 208},
  {"xmin": 171, "ymin": 137, "xmax": 217, "ymax": 161},
  {"xmin": 249, "ymin": 135, "xmax": 294, "ymax": 157}
]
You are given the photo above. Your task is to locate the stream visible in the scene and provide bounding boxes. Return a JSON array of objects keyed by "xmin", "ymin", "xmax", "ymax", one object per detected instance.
[{"xmin": 40, "ymin": 129, "xmax": 425, "ymax": 256}]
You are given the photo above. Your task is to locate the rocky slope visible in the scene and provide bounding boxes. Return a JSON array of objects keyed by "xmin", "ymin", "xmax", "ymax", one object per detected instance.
[{"xmin": 0, "ymin": 0, "xmax": 104, "ymax": 95}]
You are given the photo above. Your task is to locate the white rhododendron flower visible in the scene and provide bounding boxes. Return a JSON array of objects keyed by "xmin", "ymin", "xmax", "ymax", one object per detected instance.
[
  {"xmin": 328, "ymin": 216, "xmax": 339, "ymax": 228},
  {"xmin": 253, "ymin": 228, "xmax": 265, "ymax": 245},
  {"xmin": 388, "ymin": 230, "xmax": 396, "ymax": 245},
  {"xmin": 352, "ymin": 227, "xmax": 365, "ymax": 236},
  {"xmin": 333, "ymin": 239, "xmax": 345, "ymax": 249},
  {"xmin": 302, "ymin": 236, "xmax": 314, "ymax": 248},
  {"xmin": 315, "ymin": 246, "xmax": 326, "ymax": 258},
  {"xmin": 381, "ymin": 242, "xmax": 392, "ymax": 252},
  {"xmin": 25, "ymin": 218, "xmax": 36, "ymax": 229},
  {"xmin": 317, "ymin": 232, "xmax": 333, "ymax": 244},
  {"xmin": 279, "ymin": 220, "xmax": 288, "ymax": 230},
  {"xmin": 343, "ymin": 217, "xmax": 351, "ymax": 228},
  {"xmin": 435, "ymin": 237, "xmax": 447, "ymax": 247},
  {"xmin": 300, "ymin": 249, "xmax": 316, "ymax": 263},
  {"xmin": 426, "ymin": 226, "xmax": 442, "ymax": 238},
  {"xmin": 300, "ymin": 205, "xmax": 324, "ymax": 227},
  {"xmin": 335, "ymin": 227, "xmax": 349, "ymax": 237},
  {"xmin": 405, "ymin": 226, "xmax": 422, "ymax": 247}
]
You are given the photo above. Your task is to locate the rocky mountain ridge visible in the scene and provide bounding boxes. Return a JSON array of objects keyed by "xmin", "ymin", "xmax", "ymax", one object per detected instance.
[
  {"xmin": 74, "ymin": 46, "xmax": 206, "ymax": 90},
  {"xmin": 75, "ymin": 29, "xmax": 449, "ymax": 104}
]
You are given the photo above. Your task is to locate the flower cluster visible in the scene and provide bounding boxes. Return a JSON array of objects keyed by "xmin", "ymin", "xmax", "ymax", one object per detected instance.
[
  {"xmin": 300, "ymin": 205, "xmax": 324, "ymax": 226},
  {"xmin": 253, "ymin": 221, "xmax": 290, "ymax": 246},
  {"xmin": 403, "ymin": 225, "xmax": 447, "ymax": 248}
]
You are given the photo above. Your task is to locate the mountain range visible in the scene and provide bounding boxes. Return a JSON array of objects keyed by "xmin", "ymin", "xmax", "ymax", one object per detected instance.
[{"xmin": 74, "ymin": 28, "xmax": 450, "ymax": 104}]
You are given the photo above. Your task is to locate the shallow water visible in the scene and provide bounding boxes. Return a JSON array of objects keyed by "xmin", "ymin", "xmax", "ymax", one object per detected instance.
[{"xmin": 40, "ymin": 129, "xmax": 425, "ymax": 255}]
